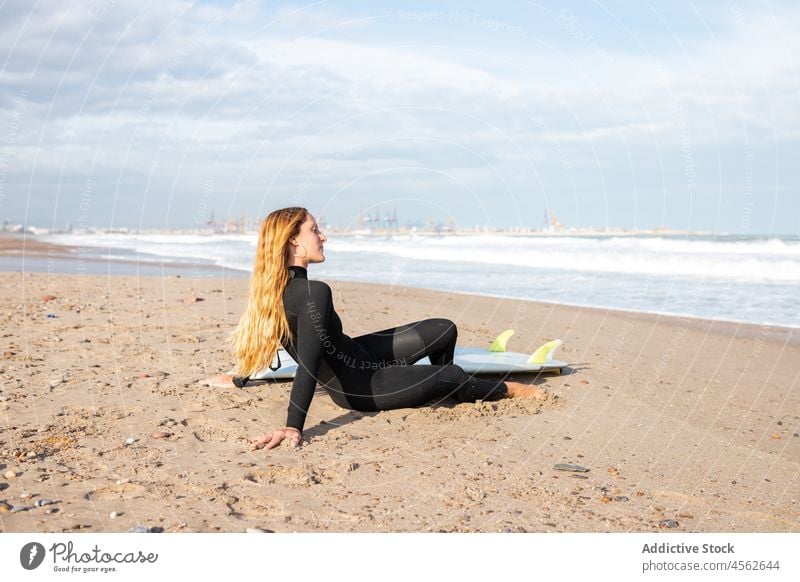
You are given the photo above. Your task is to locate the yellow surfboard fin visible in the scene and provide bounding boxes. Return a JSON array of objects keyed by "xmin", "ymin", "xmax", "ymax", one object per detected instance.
[
  {"xmin": 489, "ymin": 329, "xmax": 515, "ymax": 352},
  {"xmin": 528, "ymin": 339, "xmax": 563, "ymax": 364}
]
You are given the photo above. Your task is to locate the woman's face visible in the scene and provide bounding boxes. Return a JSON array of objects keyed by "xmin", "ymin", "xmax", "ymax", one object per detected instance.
[{"xmin": 290, "ymin": 214, "xmax": 327, "ymax": 264}]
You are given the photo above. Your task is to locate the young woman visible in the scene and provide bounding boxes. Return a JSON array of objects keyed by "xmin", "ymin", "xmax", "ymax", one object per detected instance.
[{"xmin": 210, "ymin": 207, "xmax": 545, "ymax": 450}]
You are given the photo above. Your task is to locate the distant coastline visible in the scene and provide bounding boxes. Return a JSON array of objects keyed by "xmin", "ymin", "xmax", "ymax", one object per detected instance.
[
  {"xmin": 0, "ymin": 232, "xmax": 246, "ymax": 278},
  {"xmin": 0, "ymin": 221, "xmax": 730, "ymax": 238}
]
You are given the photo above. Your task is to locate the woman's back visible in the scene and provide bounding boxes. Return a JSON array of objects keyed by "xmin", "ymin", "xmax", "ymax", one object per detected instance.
[{"xmin": 281, "ymin": 265, "xmax": 377, "ymax": 426}]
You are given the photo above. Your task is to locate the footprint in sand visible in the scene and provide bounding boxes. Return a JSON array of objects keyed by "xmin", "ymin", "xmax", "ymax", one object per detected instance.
[
  {"xmin": 242, "ymin": 464, "xmax": 344, "ymax": 487},
  {"xmin": 85, "ymin": 482, "xmax": 147, "ymax": 501},
  {"xmin": 225, "ymin": 493, "xmax": 285, "ymax": 519},
  {"xmin": 652, "ymin": 489, "xmax": 704, "ymax": 505}
]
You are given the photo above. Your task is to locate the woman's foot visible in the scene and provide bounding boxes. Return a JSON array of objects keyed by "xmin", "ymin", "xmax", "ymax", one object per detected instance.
[
  {"xmin": 504, "ymin": 381, "xmax": 546, "ymax": 400},
  {"xmin": 198, "ymin": 373, "xmax": 235, "ymax": 388}
]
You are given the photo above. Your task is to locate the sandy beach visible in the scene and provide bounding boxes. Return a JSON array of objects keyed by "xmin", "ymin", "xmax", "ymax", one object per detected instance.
[{"xmin": 1, "ymin": 237, "xmax": 798, "ymax": 533}]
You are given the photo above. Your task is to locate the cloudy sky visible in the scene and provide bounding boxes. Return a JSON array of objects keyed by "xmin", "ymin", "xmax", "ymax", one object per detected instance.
[{"xmin": 1, "ymin": 0, "xmax": 798, "ymax": 233}]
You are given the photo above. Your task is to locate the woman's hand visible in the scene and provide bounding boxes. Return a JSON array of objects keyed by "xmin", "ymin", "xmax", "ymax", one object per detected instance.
[{"xmin": 250, "ymin": 427, "xmax": 302, "ymax": 450}]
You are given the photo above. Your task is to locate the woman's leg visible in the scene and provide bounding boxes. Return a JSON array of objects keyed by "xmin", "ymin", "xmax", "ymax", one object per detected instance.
[
  {"xmin": 365, "ymin": 363, "xmax": 508, "ymax": 410},
  {"xmin": 353, "ymin": 318, "xmax": 457, "ymax": 366}
]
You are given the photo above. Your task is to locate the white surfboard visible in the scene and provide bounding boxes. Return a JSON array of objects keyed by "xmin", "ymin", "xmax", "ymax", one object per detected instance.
[{"xmin": 249, "ymin": 330, "xmax": 566, "ymax": 381}]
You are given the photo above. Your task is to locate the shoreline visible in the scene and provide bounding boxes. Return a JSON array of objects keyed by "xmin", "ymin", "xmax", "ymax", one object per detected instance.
[
  {"xmin": 0, "ymin": 233, "xmax": 248, "ymax": 279},
  {"xmin": 0, "ymin": 233, "xmax": 76, "ymax": 255},
  {"xmin": 433, "ymin": 285, "xmax": 800, "ymax": 345},
  {"xmin": 2, "ymin": 234, "xmax": 797, "ymax": 337},
  {"xmin": 1, "ymin": 270, "xmax": 798, "ymax": 533}
]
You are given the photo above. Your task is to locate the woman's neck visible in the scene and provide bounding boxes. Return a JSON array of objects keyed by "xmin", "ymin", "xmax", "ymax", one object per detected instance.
[
  {"xmin": 287, "ymin": 265, "xmax": 308, "ymax": 279},
  {"xmin": 287, "ymin": 258, "xmax": 309, "ymax": 269}
]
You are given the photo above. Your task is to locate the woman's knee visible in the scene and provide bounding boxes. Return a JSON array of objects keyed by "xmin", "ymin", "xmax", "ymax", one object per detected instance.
[{"xmin": 428, "ymin": 318, "xmax": 457, "ymax": 343}]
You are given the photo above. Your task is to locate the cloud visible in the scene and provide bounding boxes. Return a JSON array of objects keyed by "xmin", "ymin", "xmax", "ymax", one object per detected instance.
[
  {"xmin": 254, "ymin": 38, "xmax": 501, "ymax": 92},
  {"xmin": 1, "ymin": 0, "xmax": 797, "ymax": 231}
]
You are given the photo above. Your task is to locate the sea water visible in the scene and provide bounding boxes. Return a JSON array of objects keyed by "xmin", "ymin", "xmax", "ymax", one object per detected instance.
[{"xmin": 41, "ymin": 232, "xmax": 800, "ymax": 329}]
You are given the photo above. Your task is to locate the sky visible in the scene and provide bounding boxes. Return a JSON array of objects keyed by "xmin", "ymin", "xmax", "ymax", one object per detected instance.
[{"xmin": 0, "ymin": 0, "xmax": 798, "ymax": 233}]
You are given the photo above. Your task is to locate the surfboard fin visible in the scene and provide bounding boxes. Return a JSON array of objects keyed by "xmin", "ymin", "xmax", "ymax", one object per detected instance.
[
  {"xmin": 489, "ymin": 329, "xmax": 515, "ymax": 352},
  {"xmin": 528, "ymin": 339, "xmax": 563, "ymax": 364}
]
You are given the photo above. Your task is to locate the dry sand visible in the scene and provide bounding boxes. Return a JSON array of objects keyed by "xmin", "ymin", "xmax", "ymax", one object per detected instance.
[{"xmin": 1, "ymin": 239, "xmax": 798, "ymax": 533}]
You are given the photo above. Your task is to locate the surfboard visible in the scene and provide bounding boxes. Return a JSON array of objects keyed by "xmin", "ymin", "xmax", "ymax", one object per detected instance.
[{"xmin": 248, "ymin": 330, "xmax": 566, "ymax": 381}]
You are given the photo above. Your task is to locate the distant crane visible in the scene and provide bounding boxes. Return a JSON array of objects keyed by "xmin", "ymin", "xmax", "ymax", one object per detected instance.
[{"xmin": 544, "ymin": 207, "xmax": 564, "ymax": 232}]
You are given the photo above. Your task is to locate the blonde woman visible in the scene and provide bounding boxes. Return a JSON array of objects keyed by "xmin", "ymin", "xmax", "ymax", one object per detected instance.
[{"xmin": 213, "ymin": 207, "xmax": 544, "ymax": 450}]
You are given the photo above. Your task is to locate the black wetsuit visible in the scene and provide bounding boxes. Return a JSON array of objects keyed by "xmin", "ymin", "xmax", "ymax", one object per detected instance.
[{"xmin": 237, "ymin": 266, "xmax": 507, "ymax": 432}]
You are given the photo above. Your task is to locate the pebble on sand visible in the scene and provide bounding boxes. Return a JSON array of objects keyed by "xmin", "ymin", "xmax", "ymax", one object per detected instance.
[
  {"xmin": 659, "ymin": 519, "xmax": 680, "ymax": 529},
  {"xmin": 245, "ymin": 527, "xmax": 274, "ymax": 533},
  {"xmin": 4, "ymin": 470, "xmax": 17, "ymax": 479},
  {"xmin": 152, "ymin": 431, "xmax": 172, "ymax": 439},
  {"xmin": 128, "ymin": 525, "xmax": 164, "ymax": 533},
  {"xmin": 179, "ymin": 296, "xmax": 204, "ymax": 304},
  {"xmin": 124, "ymin": 438, "xmax": 135, "ymax": 446},
  {"xmin": 41, "ymin": 295, "xmax": 57, "ymax": 302},
  {"xmin": 554, "ymin": 463, "xmax": 590, "ymax": 473}
]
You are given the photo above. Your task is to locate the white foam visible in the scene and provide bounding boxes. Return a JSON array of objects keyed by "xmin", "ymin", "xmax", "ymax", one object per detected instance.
[
  {"xmin": 40, "ymin": 232, "xmax": 800, "ymax": 327},
  {"xmin": 329, "ymin": 235, "xmax": 800, "ymax": 283}
]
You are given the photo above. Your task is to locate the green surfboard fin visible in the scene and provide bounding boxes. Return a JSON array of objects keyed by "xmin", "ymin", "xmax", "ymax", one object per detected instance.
[
  {"xmin": 489, "ymin": 329, "xmax": 515, "ymax": 352},
  {"xmin": 528, "ymin": 339, "xmax": 563, "ymax": 364}
]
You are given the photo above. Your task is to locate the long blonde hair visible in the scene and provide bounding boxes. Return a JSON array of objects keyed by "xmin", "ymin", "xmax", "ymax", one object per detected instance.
[{"xmin": 232, "ymin": 206, "xmax": 308, "ymax": 377}]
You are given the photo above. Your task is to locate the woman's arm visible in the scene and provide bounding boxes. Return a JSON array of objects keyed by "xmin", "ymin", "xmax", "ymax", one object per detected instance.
[{"xmin": 284, "ymin": 281, "xmax": 333, "ymax": 434}]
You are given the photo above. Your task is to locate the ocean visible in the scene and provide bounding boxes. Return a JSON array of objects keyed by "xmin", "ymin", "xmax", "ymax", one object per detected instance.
[{"xmin": 40, "ymin": 232, "xmax": 800, "ymax": 329}]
